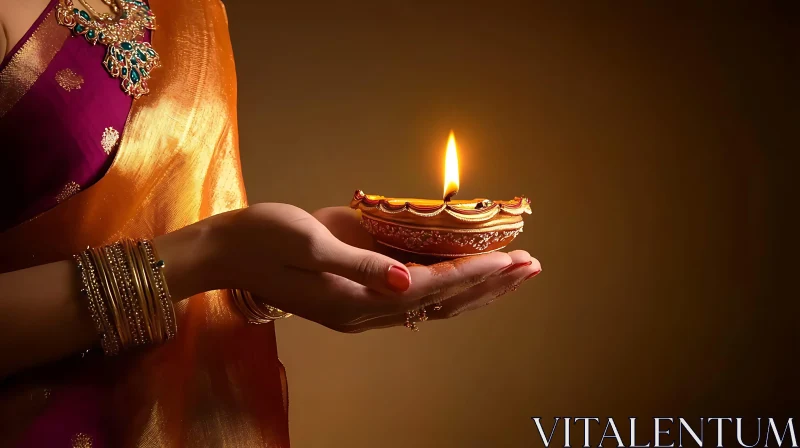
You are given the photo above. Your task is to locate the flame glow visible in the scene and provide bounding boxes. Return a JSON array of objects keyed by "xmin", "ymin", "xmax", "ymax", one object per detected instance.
[{"xmin": 443, "ymin": 131, "xmax": 460, "ymax": 200}]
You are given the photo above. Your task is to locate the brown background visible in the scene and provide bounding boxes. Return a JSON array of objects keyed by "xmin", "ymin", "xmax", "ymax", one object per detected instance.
[{"xmin": 226, "ymin": 2, "xmax": 797, "ymax": 447}]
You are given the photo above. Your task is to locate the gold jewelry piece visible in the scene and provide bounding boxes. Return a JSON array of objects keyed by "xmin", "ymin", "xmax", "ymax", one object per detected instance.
[
  {"xmin": 404, "ymin": 311, "xmax": 418, "ymax": 331},
  {"xmin": 230, "ymin": 289, "xmax": 291, "ymax": 324},
  {"xmin": 73, "ymin": 238, "xmax": 176, "ymax": 355},
  {"xmin": 101, "ymin": 0, "xmax": 121, "ymax": 14},
  {"xmin": 75, "ymin": 252, "xmax": 120, "ymax": 355},
  {"xmin": 77, "ymin": 0, "xmax": 115, "ymax": 21},
  {"xmin": 140, "ymin": 240, "xmax": 177, "ymax": 340},
  {"xmin": 404, "ymin": 306, "xmax": 428, "ymax": 332},
  {"xmin": 111, "ymin": 242, "xmax": 147, "ymax": 345},
  {"xmin": 56, "ymin": 0, "xmax": 160, "ymax": 98}
]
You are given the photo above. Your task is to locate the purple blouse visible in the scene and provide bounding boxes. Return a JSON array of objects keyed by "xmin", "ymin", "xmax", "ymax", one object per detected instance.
[{"xmin": 0, "ymin": 0, "xmax": 149, "ymax": 231}]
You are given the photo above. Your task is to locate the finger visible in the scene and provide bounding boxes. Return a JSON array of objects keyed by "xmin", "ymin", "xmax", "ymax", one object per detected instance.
[
  {"xmin": 309, "ymin": 237, "xmax": 413, "ymax": 295},
  {"xmin": 338, "ymin": 253, "xmax": 539, "ymax": 332},
  {"xmin": 399, "ymin": 251, "xmax": 514, "ymax": 308},
  {"xmin": 314, "ymin": 251, "xmax": 517, "ymax": 332},
  {"xmin": 430, "ymin": 256, "xmax": 541, "ymax": 320},
  {"xmin": 313, "ymin": 207, "xmax": 377, "ymax": 249},
  {"xmin": 499, "ymin": 250, "xmax": 534, "ymax": 272}
]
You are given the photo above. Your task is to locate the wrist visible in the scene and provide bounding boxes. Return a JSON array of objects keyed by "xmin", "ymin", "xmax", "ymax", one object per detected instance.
[{"xmin": 153, "ymin": 218, "xmax": 220, "ymax": 302}]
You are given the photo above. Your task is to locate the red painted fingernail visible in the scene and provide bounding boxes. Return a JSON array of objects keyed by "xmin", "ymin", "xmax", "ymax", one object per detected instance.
[
  {"xmin": 525, "ymin": 269, "xmax": 542, "ymax": 280},
  {"xmin": 499, "ymin": 261, "xmax": 533, "ymax": 275},
  {"xmin": 387, "ymin": 266, "xmax": 411, "ymax": 292}
]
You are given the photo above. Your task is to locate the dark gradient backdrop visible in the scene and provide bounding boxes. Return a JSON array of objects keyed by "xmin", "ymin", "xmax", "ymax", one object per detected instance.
[{"xmin": 225, "ymin": 2, "xmax": 797, "ymax": 447}]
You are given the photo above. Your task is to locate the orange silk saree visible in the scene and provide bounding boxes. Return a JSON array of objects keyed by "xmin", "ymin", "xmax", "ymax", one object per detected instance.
[{"xmin": 0, "ymin": 0, "xmax": 290, "ymax": 445}]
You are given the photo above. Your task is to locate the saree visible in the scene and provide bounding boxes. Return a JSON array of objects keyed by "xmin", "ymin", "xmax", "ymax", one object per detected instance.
[{"xmin": 0, "ymin": 0, "xmax": 290, "ymax": 446}]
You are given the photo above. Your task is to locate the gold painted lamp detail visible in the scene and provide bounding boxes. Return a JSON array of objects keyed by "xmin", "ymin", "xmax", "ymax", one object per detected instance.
[{"xmin": 350, "ymin": 132, "xmax": 532, "ymax": 257}]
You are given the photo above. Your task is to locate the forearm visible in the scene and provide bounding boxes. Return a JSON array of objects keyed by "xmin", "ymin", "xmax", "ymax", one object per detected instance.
[
  {"xmin": 0, "ymin": 221, "xmax": 216, "ymax": 379},
  {"xmin": 0, "ymin": 260, "xmax": 95, "ymax": 378}
]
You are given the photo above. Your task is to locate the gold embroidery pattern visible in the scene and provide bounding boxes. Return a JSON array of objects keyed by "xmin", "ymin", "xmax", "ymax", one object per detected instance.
[
  {"xmin": 101, "ymin": 127, "xmax": 120, "ymax": 154},
  {"xmin": 71, "ymin": 433, "xmax": 93, "ymax": 448},
  {"xmin": 55, "ymin": 68, "xmax": 84, "ymax": 91},
  {"xmin": 56, "ymin": 181, "xmax": 81, "ymax": 203},
  {"xmin": 0, "ymin": 11, "xmax": 71, "ymax": 118}
]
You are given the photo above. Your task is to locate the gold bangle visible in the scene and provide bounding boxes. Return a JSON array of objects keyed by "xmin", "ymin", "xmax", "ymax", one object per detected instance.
[
  {"xmin": 74, "ymin": 254, "xmax": 106, "ymax": 342},
  {"xmin": 105, "ymin": 243, "xmax": 145, "ymax": 347},
  {"xmin": 101, "ymin": 245, "xmax": 134, "ymax": 345},
  {"xmin": 230, "ymin": 289, "xmax": 292, "ymax": 324},
  {"xmin": 91, "ymin": 246, "xmax": 130, "ymax": 347},
  {"xmin": 121, "ymin": 239, "xmax": 154, "ymax": 344},
  {"xmin": 84, "ymin": 250, "xmax": 121, "ymax": 355},
  {"xmin": 130, "ymin": 240, "xmax": 163, "ymax": 342},
  {"xmin": 140, "ymin": 240, "xmax": 177, "ymax": 340},
  {"xmin": 76, "ymin": 250, "xmax": 120, "ymax": 355},
  {"xmin": 111, "ymin": 242, "xmax": 146, "ymax": 346}
]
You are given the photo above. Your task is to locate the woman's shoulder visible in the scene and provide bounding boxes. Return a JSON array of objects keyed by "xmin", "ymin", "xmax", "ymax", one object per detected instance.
[
  {"xmin": 0, "ymin": 20, "xmax": 7, "ymax": 61},
  {"xmin": 0, "ymin": 0, "xmax": 7, "ymax": 59},
  {"xmin": 0, "ymin": 0, "xmax": 52, "ymax": 61},
  {"xmin": 0, "ymin": 0, "xmax": 11, "ymax": 59}
]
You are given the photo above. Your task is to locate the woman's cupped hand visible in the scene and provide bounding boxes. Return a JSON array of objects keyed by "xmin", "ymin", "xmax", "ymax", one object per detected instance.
[{"xmin": 166, "ymin": 203, "xmax": 541, "ymax": 332}]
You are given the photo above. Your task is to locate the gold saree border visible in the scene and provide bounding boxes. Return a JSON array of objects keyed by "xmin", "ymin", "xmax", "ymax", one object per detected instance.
[{"xmin": 0, "ymin": 9, "xmax": 70, "ymax": 118}]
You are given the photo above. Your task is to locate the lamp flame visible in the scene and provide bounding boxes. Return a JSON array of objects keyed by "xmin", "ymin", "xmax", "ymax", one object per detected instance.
[{"xmin": 443, "ymin": 131, "xmax": 459, "ymax": 201}]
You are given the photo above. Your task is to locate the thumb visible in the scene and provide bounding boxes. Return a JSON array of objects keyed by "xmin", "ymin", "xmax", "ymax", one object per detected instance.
[{"xmin": 313, "ymin": 240, "xmax": 411, "ymax": 294}]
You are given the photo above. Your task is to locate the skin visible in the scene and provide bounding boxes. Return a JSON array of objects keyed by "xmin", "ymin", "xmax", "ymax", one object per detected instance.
[
  {"xmin": 0, "ymin": 203, "xmax": 541, "ymax": 378},
  {"xmin": 0, "ymin": 0, "xmax": 112, "ymax": 56},
  {"xmin": 1, "ymin": 22, "xmax": 6, "ymax": 58},
  {"xmin": 0, "ymin": 2, "xmax": 543, "ymax": 379}
]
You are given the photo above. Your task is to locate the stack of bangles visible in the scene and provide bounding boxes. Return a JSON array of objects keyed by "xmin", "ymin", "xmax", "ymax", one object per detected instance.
[{"xmin": 74, "ymin": 238, "xmax": 290, "ymax": 356}]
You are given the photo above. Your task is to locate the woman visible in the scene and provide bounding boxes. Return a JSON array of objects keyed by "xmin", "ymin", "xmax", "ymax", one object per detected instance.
[{"xmin": 0, "ymin": 0, "xmax": 541, "ymax": 446}]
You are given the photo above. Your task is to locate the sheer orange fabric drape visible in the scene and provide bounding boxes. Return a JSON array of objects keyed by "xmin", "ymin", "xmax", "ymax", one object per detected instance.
[{"xmin": 0, "ymin": 0, "xmax": 290, "ymax": 445}]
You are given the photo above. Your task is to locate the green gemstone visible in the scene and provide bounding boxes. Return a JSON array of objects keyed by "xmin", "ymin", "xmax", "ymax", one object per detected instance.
[
  {"xmin": 116, "ymin": 52, "xmax": 124, "ymax": 61},
  {"xmin": 140, "ymin": 68, "xmax": 147, "ymax": 76},
  {"xmin": 79, "ymin": 10, "xmax": 91, "ymax": 21},
  {"xmin": 74, "ymin": 24, "xmax": 85, "ymax": 33},
  {"xmin": 122, "ymin": 67, "xmax": 127, "ymax": 76},
  {"xmin": 130, "ymin": 68, "xmax": 140, "ymax": 83},
  {"xmin": 106, "ymin": 59, "xmax": 113, "ymax": 70},
  {"xmin": 121, "ymin": 42, "xmax": 133, "ymax": 51},
  {"xmin": 137, "ymin": 50, "xmax": 147, "ymax": 61},
  {"xmin": 147, "ymin": 49, "xmax": 156, "ymax": 57},
  {"xmin": 130, "ymin": 58, "xmax": 137, "ymax": 66},
  {"xmin": 87, "ymin": 30, "xmax": 96, "ymax": 39},
  {"xmin": 98, "ymin": 32, "xmax": 104, "ymax": 40},
  {"xmin": 72, "ymin": 8, "xmax": 79, "ymax": 14}
]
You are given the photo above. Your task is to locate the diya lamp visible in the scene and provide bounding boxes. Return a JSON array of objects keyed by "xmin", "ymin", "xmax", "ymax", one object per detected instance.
[{"xmin": 350, "ymin": 131, "xmax": 532, "ymax": 258}]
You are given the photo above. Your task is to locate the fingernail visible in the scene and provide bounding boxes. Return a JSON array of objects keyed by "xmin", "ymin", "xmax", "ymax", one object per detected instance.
[
  {"xmin": 525, "ymin": 269, "xmax": 542, "ymax": 280},
  {"xmin": 498, "ymin": 261, "xmax": 532, "ymax": 275},
  {"xmin": 387, "ymin": 266, "xmax": 411, "ymax": 292}
]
